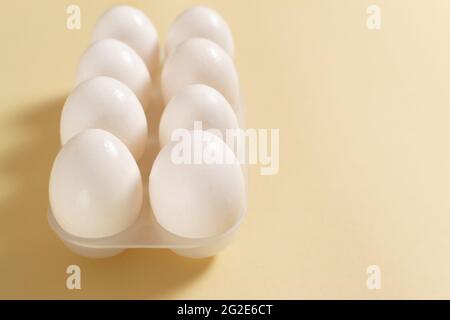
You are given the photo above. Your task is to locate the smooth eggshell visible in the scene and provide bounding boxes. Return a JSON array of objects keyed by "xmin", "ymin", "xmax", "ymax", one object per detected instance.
[
  {"xmin": 159, "ymin": 84, "xmax": 239, "ymax": 147},
  {"xmin": 76, "ymin": 38, "xmax": 152, "ymax": 110},
  {"xmin": 60, "ymin": 76, "xmax": 148, "ymax": 160},
  {"xmin": 92, "ymin": 5, "xmax": 160, "ymax": 74},
  {"xmin": 161, "ymin": 38, "xmax": 239, "ymax": 108},
  {"xmin": 49, "ymin": 129, "xmax": 143, "ymax": 239},
  {"xmin": 149, "ymin": 131, "xmax": 246, "ymax": 239},
  {"xmin": 166, "ymin": 5, "xmax": 234, "ymax": 58}
]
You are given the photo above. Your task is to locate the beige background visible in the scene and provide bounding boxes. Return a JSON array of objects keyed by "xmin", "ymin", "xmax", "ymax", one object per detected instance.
[{"xmin": 1, "ymin": 0, "xmax": 450, "ymax": 299}]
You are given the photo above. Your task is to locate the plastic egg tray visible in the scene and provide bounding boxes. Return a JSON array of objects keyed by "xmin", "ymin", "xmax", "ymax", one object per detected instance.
[{"xmin": 48, "ymin": 7, "xmax": 247, "ymax": 259}]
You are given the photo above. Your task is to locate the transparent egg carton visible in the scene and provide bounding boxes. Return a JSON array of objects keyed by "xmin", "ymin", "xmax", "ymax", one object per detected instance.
[{"xmin": 48, "ymin": 81, "xmax": 248, "ymax": 259}]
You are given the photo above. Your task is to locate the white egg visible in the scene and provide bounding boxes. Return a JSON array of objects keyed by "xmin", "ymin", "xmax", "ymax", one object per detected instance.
[
  {"xmin": 166, "ymin": 5, "xmax": 234, "ymax": 58},
  {"xmin": 49, "ymin": 129, "xmax": 143, "ymax": 239},
  {"xmin": 76, "ymin": 38, "xmax": 152, "ymax": 110},
  {"xmin": 60, "ymin": 76, "xmax": 148, "ymax": 160},
  {"xmin": 161, "ymin": 38, "xmax": 239, "ymax": 108},
  {"xmin": 149, "ymin": 130, "xmax": 246, "ymax": 239},
  {"xmin": 159, "ymin": 84, "xmax": 239, "ymax": 147},
  {"xmin": 92, "ymin": 5, "xmax": 160, "ymax": 74}
]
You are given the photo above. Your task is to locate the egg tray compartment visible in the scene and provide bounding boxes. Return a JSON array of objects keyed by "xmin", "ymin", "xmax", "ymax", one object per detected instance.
[{"xmin": 48, "ymin": 85, "xmax": 247, "ymax": 259}]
